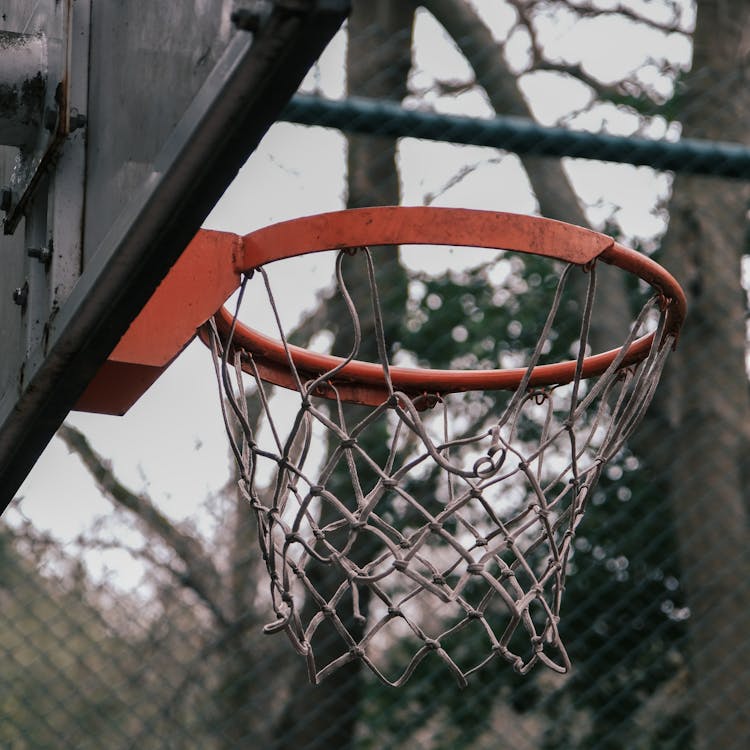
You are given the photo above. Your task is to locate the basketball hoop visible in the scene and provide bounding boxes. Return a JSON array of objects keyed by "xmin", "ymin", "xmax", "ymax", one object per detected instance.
[
  {"xmin": 200, "ymin": 207, "xmax": 685, "ymax": 686},
  {"xmin": 208, "ymin": 208, "xmax": 684, "ymax": 408}
]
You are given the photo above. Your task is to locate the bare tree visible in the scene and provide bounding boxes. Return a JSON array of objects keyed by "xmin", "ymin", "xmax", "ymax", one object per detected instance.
[
  {"xmin": 57, "ymin": 420, "xmax": 290, "ymax": 748},
  {"xmin": 34, "ymin": 2, "xmax": 750, "ymax": 748}
]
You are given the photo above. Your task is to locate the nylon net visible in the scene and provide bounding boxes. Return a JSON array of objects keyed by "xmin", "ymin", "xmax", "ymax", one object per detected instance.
[{"xmin": 205, "ymin": 246, "xmax": 674, "ymax": 687}]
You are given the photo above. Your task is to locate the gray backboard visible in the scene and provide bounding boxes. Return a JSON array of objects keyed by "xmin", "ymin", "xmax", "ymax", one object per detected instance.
[{"xmin": 0, "ymin": 0, "xmax": 349, "ymax": 510}]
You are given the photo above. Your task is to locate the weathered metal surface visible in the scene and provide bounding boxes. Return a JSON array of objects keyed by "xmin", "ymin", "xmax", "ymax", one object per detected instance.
[
  {"xmin": 0, "ymin": 31, "xmax": 46, "ymax": 148},
  {"xmin": 0, "ymin": 0, "xmax": 350, "ymax": 509},
  {"xmin": 1, "ymin": 3, "xmax": 69, "ymax": 234},
  {"xmin": 0, "ymin": 0, "xmax": 62, "ymax": 482}
]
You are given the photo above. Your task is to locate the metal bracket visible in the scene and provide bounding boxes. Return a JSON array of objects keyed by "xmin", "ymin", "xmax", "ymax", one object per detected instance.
[{"xmin": 1, "ymin": 2, "xmax": 86, "ymax": 234}]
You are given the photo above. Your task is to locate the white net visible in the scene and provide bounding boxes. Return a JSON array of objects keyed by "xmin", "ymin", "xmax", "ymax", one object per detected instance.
[{"xmin": 205, "ymin": 246, "xmax": 675, "ymax": 687}]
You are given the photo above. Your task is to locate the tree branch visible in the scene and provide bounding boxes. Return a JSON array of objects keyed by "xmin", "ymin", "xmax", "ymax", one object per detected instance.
[
  {"xmin": 548, "ymin": 0, "xmax": 689, "ymax": 35},
  {"xmin": 422, "ymin": 0, "xmax": 633, "ymax": 348},
  {"xmin": 57, "ymin": 423, "xmax": 229, "ymax": 627},
  {"xmin": 422, "ymin": 0, "xmax": 586, "ymax": 221},
  {"xmin": 509, "ymin": 0, "xmax": 679, "ymax": 113}
]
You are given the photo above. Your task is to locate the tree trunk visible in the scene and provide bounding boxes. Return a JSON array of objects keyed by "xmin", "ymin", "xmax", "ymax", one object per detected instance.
[
  {"xmin": 429, "ymin": 1, "xmax": 750, "ymax": 745},
  {"xmin": 271, "ymin": 4, "xmax": 415, "ymax": 749},
  {"xmin": 644, "ymin": 2, "xmax": 750, "ymax": 747}
]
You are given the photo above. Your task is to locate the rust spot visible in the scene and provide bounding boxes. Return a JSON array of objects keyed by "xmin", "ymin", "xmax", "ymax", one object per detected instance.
[{"xmin": 20, "ymin": 72, "xmax": 45, "ymax": 116}]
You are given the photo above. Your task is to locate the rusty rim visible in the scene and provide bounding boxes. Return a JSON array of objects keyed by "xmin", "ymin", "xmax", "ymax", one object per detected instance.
[{"xmin": 211, "ymin": 207, "xmax": 686, "ymax": 406}]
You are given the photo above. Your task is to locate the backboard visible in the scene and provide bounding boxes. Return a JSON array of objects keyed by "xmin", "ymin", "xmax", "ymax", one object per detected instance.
[{"xmin": 0, "ymin": 0, "xmax": 349, "ymax": 510}]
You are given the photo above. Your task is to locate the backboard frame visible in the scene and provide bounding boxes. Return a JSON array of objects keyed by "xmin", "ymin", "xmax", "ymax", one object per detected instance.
[{"xmin": 0, "ymin": 0, "xmax": 350, "ymax": 510}]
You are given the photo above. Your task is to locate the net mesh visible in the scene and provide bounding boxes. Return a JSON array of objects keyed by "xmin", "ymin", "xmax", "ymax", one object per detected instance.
[{"xmin": 205, "ymin": 246, "xmax": 674, "ymax": 688}]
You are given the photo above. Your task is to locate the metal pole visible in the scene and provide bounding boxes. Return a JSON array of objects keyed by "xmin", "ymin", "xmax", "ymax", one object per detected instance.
[{"xmin": 282, "ymin": 94, "xmax": 750, "ymax": 180}]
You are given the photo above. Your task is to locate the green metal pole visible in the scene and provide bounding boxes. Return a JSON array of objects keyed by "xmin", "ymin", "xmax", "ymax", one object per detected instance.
[{"xmin": 282, "ymin": 95, "xmax": 750, "ymax": 180}]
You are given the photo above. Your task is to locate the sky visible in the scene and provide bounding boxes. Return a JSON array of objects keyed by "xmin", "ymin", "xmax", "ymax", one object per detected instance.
[{"xmin": 9, "ymin": 1, "xmax": 692, "ymax": 589}]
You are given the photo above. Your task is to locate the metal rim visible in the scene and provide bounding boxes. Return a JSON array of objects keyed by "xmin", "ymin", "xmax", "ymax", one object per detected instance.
[{"xmin": 214, "ymin": 207, "xmax": 686, "ymax": 406}]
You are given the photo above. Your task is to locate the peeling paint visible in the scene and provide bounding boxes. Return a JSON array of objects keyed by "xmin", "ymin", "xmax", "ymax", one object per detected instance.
[{"xmin": 0, "ymin": 30, "xmax": 39, "ymax": 50}]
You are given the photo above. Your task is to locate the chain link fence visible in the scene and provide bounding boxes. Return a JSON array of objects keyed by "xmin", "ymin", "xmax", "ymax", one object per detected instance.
[{"xmin": 3, "ymin": 2, "xmax": 750, "ymax": 748}]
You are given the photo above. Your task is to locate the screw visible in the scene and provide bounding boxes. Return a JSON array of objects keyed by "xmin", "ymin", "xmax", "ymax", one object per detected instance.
[
  {"xmin": 0, "ymin": 188, "xmax": 11, "ymax": 212},
  {"xmin": 12, "ymin": 282, "xmax": 28, "ymax": 309},
  {"xmin": 28, "ymin": 245, "xmax": 52, "ymax": 265},
  {"xmin": 69, "ymin": 110, "xmax": 87, "ymax": 131}
]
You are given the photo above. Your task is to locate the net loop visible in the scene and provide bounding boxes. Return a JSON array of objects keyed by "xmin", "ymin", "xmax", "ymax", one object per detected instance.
[{"xmin": 206, "ymin": 218, "xmax": 682, "ymax": 688}]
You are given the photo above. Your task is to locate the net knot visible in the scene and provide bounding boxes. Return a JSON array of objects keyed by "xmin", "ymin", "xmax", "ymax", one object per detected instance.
[
  {"xmin": 474, "ymin": 451, "xmax": 505, "ymax": 477},
  {"xmin": 381, "ymin": 477, "xmax": 399, "ymax": 488},
  {"xmin": 340, "ymin": 437, "xmax": 357, "ymax": 449},
  {"xmin": 424, "ymin": 638, "xmax": 441, "ymax": 651},
  {"xmin": 432, "ymin": 575, "xmax": 446, "ymax": 585},
  {"xmin": 493, "ymin": 644, "xmax": 525, "ymax": 673},
  {"xmin": 531, "ymin": 389, "xmax": 549, "ymax": 405},
  {"xmin": 349, "ymin": 646, "xmax": 366, "ymax": 658},
  {"xmin": 392, "ymin": 560, "xmax": 408, "ymax": 572},
  {"xmin": 467, "ymin": 563, "xmax": 484, "ymax": 575},
  {"xmin": 398, "ymin": 540, "xmax": 411, "ymax": 550},
  {"xmin": 309, "ymin": 485, "xmax": 325, "ymax": 496},
  {"xmin": 428, "ymin": 522, "xmax": 442, "ymax": 533},
  {"xmin": 312, "ymin": 383, "xmax": 332, "ymax": 398},
  {"xmin": 413, "ymin": 392, "xmax": 441, "ymax": 411},
  {"xmin": 467, "ymin": 608, "xmax": 482, "ymax": 619},
  {"xmin": 387, "ymin": 606, "xmax": 401, "ymax": 618},
  {"xmin": 322, "ymin": 605, "xmax": 335, "ymax": 618}
]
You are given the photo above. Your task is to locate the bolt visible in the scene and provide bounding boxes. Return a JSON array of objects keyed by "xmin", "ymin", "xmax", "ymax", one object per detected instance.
[
  {"xmin": 0, "ymin": 188, "xmax": 11, "ymax": 212},
  {"xmin": 12, "ymin": 282, "xmax": 28, "ymax": 309},
  {"xmin": 28, "ymin": 245, "xmax": 52, "ymax": 265},
  {"xmin": 69, "ymin": 111, "xmax": 87, "ymax": 131},
  {"xmin": 44, "ymin": 106, "xmax": 58, "ymax": 132},
  {"xmin": 231, "ymin": 6, "xmax": 265, "ymax": 32}
]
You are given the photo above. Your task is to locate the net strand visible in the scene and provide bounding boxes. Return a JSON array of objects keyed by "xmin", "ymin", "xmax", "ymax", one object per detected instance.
[{"xmin": 207, "ymin": 251, "xmax": 674, "ymax": 687}]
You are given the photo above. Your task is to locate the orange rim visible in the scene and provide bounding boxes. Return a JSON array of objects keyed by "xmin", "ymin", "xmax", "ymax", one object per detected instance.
[{"xmin": 212, "ymin": 207, "xmax": 686, "ymax": 407}]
